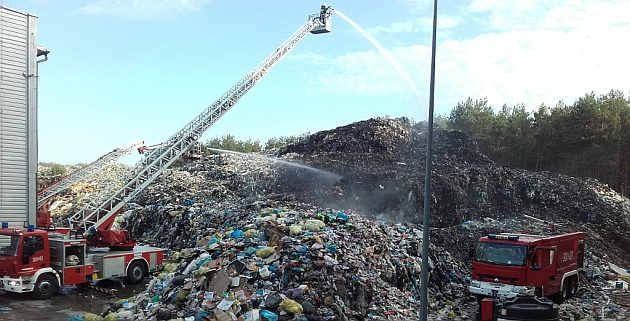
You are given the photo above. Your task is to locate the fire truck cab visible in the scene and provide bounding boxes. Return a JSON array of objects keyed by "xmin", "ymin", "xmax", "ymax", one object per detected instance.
[
  {"xmin": 0, "ymin": 223, "xmax": 163, "ymax": 299},
  {"xmin": 469, "ymin": 232, "xmax": 585, "ymax": 303}
]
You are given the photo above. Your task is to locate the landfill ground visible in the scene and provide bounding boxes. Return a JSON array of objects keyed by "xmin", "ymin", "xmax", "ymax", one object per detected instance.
[
  {"xmin": 39, "ymin": 117, "xmax": 630, "ymax": 320},
  {"xmin": 0, "ymin": 280, "xmax": 148, "ymax": 321}
]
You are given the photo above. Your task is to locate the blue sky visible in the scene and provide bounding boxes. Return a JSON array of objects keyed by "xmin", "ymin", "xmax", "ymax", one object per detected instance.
[{"xmin": 3, "ymin": 0, "xmax": 630, "ymax": 164}]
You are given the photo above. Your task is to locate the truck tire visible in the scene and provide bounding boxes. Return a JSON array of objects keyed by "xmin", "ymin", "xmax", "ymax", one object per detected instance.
[
  {"xmin": 570, "ymin": 276, "xmax": 579, "ymax": 296},
  {"xmin": 31, "ymin": 274, "xmax": 59, "ymax": 299},
  {"xmin": 560, "ymin": 279, "xmax": 570, "ymax": 302},
  {"xmin": 125, "ymin": 260, "xmax": 147, "ymax": 284}
]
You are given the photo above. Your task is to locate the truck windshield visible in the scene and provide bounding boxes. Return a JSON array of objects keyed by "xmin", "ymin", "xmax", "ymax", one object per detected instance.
[
  {"xmin": 0, "ymin": 235, "xmax": 19, "ymax": 256},
  {"xmin": 474, "ymin": 242, "xmax": 527, "ymax": 266}
]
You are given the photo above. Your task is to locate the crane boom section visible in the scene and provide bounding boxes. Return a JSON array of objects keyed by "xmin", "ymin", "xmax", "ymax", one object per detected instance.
[
  {"xmin": 37, "ymin": 142, "xmax": 143, "ymax": 206},
  {"xmin": 65, "ymin": 7, "xmax": 332, "ymax": 232}
]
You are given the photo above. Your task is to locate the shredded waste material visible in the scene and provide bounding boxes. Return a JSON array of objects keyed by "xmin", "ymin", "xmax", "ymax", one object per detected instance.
[{"xmin": 55, "ymin": 117, "xmax": 629, "ymax": 320}]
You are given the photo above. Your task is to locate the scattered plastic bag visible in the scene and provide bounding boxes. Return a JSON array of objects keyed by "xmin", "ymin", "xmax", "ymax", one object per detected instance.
[
  {"xmin": 102, "ymin": 313, "xmax": 118, "ymax": 321},
  {"xmin": 255, "ymin": 247, "xmax": 276, "ymax": 258},
  {"xmin": 260, "ymin": 310, "xmax": 278, "ymax": 321},
  {"xmin": 279, "ymin": 298, "xmax": 303, "ymax": 314},
  {"xmin": 289, "ymin": 225, "xmax": 303, "ymax": 235},
  {"xmin": 304, "ymin": 219, "xmax": 325, "ymax": 232}
]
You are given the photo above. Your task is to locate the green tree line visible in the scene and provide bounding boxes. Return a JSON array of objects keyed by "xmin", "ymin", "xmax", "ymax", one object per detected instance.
[
  {"xmin": 447, "ymin": 90, "xmax": 630, "ymax": 196},
  {"xmin": 204, "ymin": 133, "xmax": 309, "ymax": 153}
]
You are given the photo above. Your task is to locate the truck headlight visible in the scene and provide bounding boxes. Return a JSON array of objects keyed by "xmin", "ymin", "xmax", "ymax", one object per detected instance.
[
  {"xmin": 7, "ymin": 280, "xmax": 20, "ymax": 286},
  {"xmin": 512, "ymin": 286, "xmax": 534, "ymax": 294},
  {"xmin": 470, "ymin": 281, "xmax": 481, "ymax": 288}
]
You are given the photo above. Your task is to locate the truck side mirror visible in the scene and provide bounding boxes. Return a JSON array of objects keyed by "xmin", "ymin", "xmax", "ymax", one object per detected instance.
[{"xmin": 530, "ymin": 265, "xmax": 542, "ymax": 271}]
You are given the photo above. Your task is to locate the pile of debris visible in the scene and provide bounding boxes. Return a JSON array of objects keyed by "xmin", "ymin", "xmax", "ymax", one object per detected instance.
[
  {"xmin": 277, "ymin": 117, "xmax": 630, "ymax": 265},
  {"xmin": 62, "ymin": 117, "xmax": 630, "ymax": 320},
  {"xmin": 103, "ymin": 204, "xmax": 470, "ymax": 321},
  {"xmin": 44, "ymin": 163, "xmax": 130, "ymax": 218}
]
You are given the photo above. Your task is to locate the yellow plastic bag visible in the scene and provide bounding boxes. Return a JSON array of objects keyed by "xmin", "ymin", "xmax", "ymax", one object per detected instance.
[
  {"xmin": 83, "ymin": 313, "xmax": 103, "ymax": 321},
  {"xmin": 255, "ymin": 247, "xmax": 276, "ymax": 258},
  {"xmin": 102, "ymin": 313, "xmax": 118, "ymax": 321},
  {"xmin": 304, "ymin": 219, "xmax": 325, "ymax": 232},
  {"xmin": 163, "ymin": 263, "xmax": 179, "ymax": 273},
  {"xmin": 279, "ymin": 298, "xmax": 303, "ymax": 314},
  {"xmin": 245, "ymin": 229, "xmax": 259, "ymax": 238},
  {"xmin": 289, "ymin": 225, "xmax": 303, "ymax": 235}
]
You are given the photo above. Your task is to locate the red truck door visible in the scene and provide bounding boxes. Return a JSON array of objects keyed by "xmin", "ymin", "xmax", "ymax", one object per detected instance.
[
  {"xmin": 20, "ymin": 234, "xmax": 49, "ymax": 272},
  {"xmin": 528, "ymin": 246, "xmax": 560, "ymax": 296}
]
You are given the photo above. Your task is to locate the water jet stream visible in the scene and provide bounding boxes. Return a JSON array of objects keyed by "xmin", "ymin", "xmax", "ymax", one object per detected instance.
[
  {"xmin": 335, "ymin": 9, "xmax": 423, "ymax": 105},
  {"xmin": 208, "ymin": 148, "xmax": 341, "ymax": 180}
]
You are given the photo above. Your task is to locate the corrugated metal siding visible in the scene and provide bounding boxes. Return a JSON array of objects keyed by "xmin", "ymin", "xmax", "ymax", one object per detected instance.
[{"xmin": 0, "ymin": 6, "xmax": 34, "ymax": 227}]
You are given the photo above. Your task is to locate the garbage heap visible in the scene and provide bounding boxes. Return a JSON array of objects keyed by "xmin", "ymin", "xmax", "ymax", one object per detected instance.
[
  {"xmin": 276, "ymin": 117, "xmax": 630, "ymax": 266},
  {"xmin": 41, "ymin": 163, "xmax": 130, "ymax": 218},
  {"xmin": 113, "ymin": 202, "xmax": 470, "ymax": 321},
  {"xmin": 67, "ymin": 117, "xmax": 630, "ymax": 320}
]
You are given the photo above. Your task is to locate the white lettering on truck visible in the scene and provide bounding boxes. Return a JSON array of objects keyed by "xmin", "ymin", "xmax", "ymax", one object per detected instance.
[{"xmin": 561, "ymin": 251, "xmax": 574, "ymax": 262}]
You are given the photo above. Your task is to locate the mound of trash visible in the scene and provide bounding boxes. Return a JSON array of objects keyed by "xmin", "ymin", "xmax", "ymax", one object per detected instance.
[
  {"xmin": 64, "ymin": 117, "xmax": 630, "ymax": 320},
  {"xmin": 277, "ymin": 117, "xmax": 630, "ymax": 266}
]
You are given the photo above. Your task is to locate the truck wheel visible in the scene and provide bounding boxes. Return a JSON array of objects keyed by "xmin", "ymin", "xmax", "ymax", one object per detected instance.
[
  {"xmin": 31, "ymin": 274, "xmax": 58, "ymax": 299},
  {"xmin": 560, "ymin": 280, "xmax": 570, "ymax": 302},
  {"xmin": 125, "ymin": 260, "xmax": 147, "ymax": 284},
  {"xmin": 570, "ymin": 276, "xmax": 579, "ymax": 296}
]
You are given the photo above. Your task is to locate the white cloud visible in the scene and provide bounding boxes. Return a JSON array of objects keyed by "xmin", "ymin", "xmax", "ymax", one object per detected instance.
[
  {"xmin": 366, "ymin": 15, "xmax": 460, "ymax": 34},
  {"xmin": 78, "ymin": 0, "xmax": 208, "ymax": 20},
  {"xmin": 297, "ymin": 1, "xmax": 630, "ymax": 114},
  {"xmin": 367, "ymin": 20, "xmax": 420, "ymax": 34},
  {"xmin": 467, "ymin": 0, "xmax": 630, "ymax": 31}
]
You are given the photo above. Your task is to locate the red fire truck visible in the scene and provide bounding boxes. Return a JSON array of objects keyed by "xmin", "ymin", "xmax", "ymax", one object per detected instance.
[
  {"xmin": 0, "ymin": 4, "xmax": 333, "ymax": 300},
  {"xmin": 469, "ymin": 232, "xmax": 585, "ymax": 303},
  {"xmin": 0, "ymin": 223, "xmax": 164, "ymax": 299}
]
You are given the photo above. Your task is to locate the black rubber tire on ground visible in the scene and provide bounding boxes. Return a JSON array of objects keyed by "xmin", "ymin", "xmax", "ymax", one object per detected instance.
[
  {"xmin": 560, "ymin": 279, "xmax": 570, "ymax": 302},
  {"xmin": 570, "ymin": 276, "xmax": 579, "ymax": 297},
  {"xmin": 125, "ymin": 260, "xmax": 147, "ymax": 284},
  {"xmin": 31, "ymin": 273, "xmax": 58, "ymax": 299}
]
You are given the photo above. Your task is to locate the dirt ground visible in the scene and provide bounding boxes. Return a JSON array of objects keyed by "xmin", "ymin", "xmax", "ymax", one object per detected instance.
[{"xmin": 0, "ymin": 279, "xmax": 147, "ymax": 321}]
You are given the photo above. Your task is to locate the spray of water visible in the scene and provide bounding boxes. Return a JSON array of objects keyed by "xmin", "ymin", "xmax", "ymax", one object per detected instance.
[
  {"xmin": 334, "ymin": 9, "xmax": 423, "ymax": 105},
  {"xmin": 208, "ymin": 148, "xmax": 341, "ymax": 180}
]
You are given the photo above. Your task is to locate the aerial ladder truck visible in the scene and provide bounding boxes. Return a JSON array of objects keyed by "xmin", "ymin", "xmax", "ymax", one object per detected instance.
[
  {"xmin": 0, "ymin": 5, "xmax": 333, "ymax": 299},
  {"xmin": 36, "ymin": 141, "xmax": 145, "ymax": 229}
]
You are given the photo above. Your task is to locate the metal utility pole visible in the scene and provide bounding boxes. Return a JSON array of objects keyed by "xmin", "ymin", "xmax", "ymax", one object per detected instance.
[{"xmin": 420, "ymin": 0, "xmax": 437, "ymax": 320}]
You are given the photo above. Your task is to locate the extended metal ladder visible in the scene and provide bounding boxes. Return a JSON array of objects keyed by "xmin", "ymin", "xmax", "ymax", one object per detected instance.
[
  {"xmin": 37, "ymin": 141, "xmax": 144, "ymax": 207},
  {"xmin": 65, "ymin": 5, "xmax": 333, "ymax": 232}
]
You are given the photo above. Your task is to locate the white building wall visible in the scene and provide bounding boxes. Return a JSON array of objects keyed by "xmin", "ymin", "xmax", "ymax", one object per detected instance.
[{"xmin": 0, "ymin": 6, "xmax": 38, "ymax": 227}]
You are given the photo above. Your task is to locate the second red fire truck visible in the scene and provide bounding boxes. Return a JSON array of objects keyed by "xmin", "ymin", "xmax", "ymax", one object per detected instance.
[{"xmin": 469, "ymin": 232, "xmax": 585, "ymax": 303}]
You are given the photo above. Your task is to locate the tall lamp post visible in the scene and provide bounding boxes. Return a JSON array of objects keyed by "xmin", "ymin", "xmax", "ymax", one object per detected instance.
[{"xmin": 419, "ymin": 0, "xmax": 438, "ymax": 320}]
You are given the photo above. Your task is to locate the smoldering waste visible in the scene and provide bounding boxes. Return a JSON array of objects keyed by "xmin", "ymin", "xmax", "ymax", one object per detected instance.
[{"xmin": 66, "ymin": 117, "xmax": 629, "ymax": 320}]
